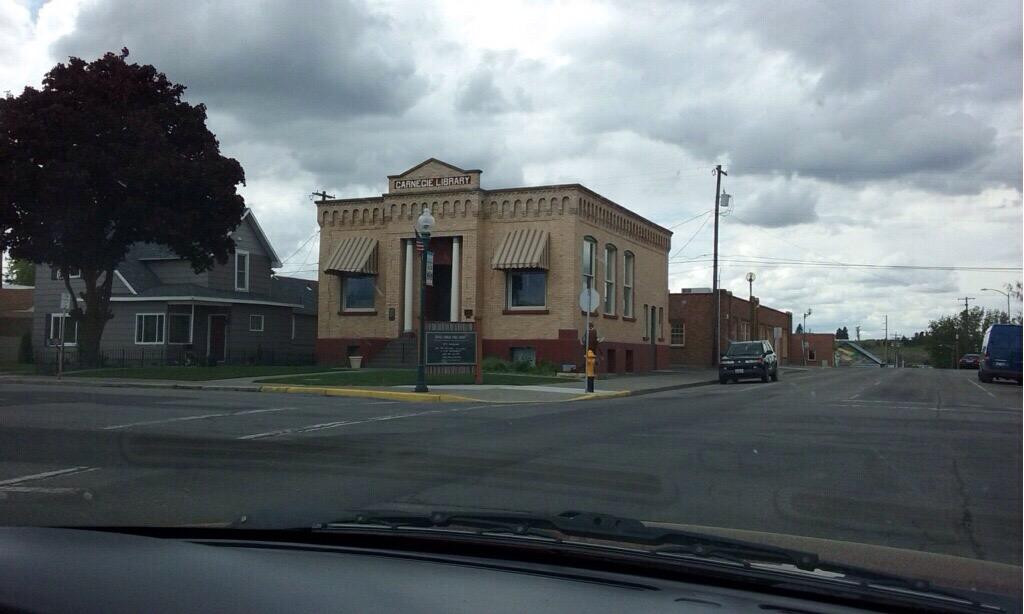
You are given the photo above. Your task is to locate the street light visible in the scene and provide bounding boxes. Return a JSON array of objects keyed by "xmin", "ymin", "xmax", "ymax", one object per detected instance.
[
  {"xmin": 746, "ymin": 272, "xmax": 756, "ymax": 300},
  {"xmin": 414, "ymin": 207, "xmax": 435, "ymax": 393},
  {"xmin": 802, "ymin": 308, "xmax": 812, "ymax": 366},
  {"xmin": 981, "ymin": 287, "xmax": 1011, "ymax": 318}
]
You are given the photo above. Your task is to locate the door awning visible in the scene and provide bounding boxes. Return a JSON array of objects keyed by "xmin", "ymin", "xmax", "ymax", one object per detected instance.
[
  {"xmin": 324, "ymin": 236, "xmax": 379, "ymax": 275},
  {"xmin": 492, "ymin": 228, "xmax": 550, "ymax": 270}
]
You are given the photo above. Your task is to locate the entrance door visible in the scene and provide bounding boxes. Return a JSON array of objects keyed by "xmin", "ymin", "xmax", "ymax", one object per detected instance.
[{"xmin": 208, "ymin": 315, "xmax": 227, "ymax": 363}]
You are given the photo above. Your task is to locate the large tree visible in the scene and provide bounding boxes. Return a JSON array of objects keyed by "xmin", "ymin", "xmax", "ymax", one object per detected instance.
[
  {"xmin": 0, "ymin": 50, "xmax": 245, "ymax": 365},
  {"xmin": 924, "ymin": 306, "xmax": 1012, "ymax": 368},
  {"xmin": 2, "ymin": 256, "xmax": 35, "ymax": 286}
]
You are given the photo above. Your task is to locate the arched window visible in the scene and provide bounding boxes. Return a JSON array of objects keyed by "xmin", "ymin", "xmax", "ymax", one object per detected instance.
[
  {"xmin": 581, "ymin": 236, "xmax": 597, "ymax": 297},
  {"xmin": 603, "ymin": 244, "xmax": 617, "ymax": 315},
  {"xmin": 623, "ymin": 251, "xmax": 635, "ymax": 318}
]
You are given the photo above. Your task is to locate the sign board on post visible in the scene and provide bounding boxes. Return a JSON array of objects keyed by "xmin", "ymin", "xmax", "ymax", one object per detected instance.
[
  {"xmin": 578, "ymin": 288, "xmax": 600, "ymax": 312},
  {"xmin": 425, "ymin": 251, "xmax": 434, "ymax": 287},
  {"xmin": 426, "ymin": 332, "xmax": 477, "ymax": 365}
]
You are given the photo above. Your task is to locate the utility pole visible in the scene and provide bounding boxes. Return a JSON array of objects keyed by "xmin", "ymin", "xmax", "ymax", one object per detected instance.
[
  {"xmin": 883, "ymin": 315, "xmax": 888, "ymax": 367},
  {"xmin": 956, "ymin": 296, "xmax": 975, "ymax": 362},
  {"xmin": 711, "ymin": 165, "xmax": 727, "ymax": 366},
  {"xmin": 855, "ymin": 325, "xmax": 861, "ymax": 341}
]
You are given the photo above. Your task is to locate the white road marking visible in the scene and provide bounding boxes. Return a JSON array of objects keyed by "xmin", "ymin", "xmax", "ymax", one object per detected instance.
[
  {"xmin": 0, "ymin": 466, "xmax": 97, "ymax": 486},
  {"xmin": 104, "ymin": 407, "xmax": 296, "ymax": 430},
  {"xmin": 238, "ymin": 404, "xmax": 502, "ymax": 440},
  {"xmin": 968, "ymin": 378, "xmax": 997, "ymax": 398}
]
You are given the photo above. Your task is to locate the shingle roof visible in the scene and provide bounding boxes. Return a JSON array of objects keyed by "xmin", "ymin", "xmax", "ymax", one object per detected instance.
[
  {"xmin": 271, "ymin": 276, "xmax": 318, "ymax": 315},
  {"xmin": 114, "ymin": 283, "xmax": 302, "ymax": 307}
]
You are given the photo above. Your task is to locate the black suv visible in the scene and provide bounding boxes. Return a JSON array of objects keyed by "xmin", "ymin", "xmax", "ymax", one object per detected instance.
[{"xmin": 720, "ymin": 340, "xmax": 779, "ymax": 384}]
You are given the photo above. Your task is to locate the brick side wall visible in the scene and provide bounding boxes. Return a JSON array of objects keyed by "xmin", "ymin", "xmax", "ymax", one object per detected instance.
[
  {"xmin": 668, "ymin": 290, "xmax": 792, "ymax": 367},
  {"xmin": 794, "ymin": 332, "xmax": 836, "ymax": 367}
]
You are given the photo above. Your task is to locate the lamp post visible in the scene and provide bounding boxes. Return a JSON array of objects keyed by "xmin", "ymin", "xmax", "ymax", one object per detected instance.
[
  {"xmin": 414, "ymin": 208, "xmax": 435, "ymax": 393},
  {"xmin": 746, "ymin": 272, "xmax": 756, "ymax": 341},
  {"xmin": 981, "ymin": 287, "xmax": 1011, "ymax": 319},
  {"xmin": 802, "ymin": 308, "xmax": 812, "ymax": 366}
]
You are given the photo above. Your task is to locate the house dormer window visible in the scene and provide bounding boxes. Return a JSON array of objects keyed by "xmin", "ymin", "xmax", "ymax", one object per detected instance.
[{"xmin": 235, "ymin": 250, "xmax": 250, "ymax": 292}]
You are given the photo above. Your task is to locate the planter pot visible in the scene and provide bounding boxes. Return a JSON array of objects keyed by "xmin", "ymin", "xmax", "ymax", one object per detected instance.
[{"xmin": 349, "ymin": 356, "xmax": 363, "ymax": 369}]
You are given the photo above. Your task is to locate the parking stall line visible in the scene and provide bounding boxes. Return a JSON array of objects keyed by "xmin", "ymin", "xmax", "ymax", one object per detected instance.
[
  {"xmin": 968, "ymin": 378, "xmax": 997, "ymax": 399},
  {"xmin": 103, "ymin": 407, "xmax": 297, "ymax": 430},
  {"xmin": 0, "ymin": 466, "xmax": 98, "ymax": 486},
  {"xmin": 237, "ymin": 404, "xmax": 503, "ymax": 440}
]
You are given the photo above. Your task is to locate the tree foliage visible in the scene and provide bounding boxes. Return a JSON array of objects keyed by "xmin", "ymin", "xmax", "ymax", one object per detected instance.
[
  {"xmin": 2, "ymin": 257, "xmax": 35, "ymax": 286},
  {"xmin": 835, "ymin": 326, "xmax": 849, "ymax": 339},
  {"xmin": 925, "ymin": 306, "xmax": 1012, "ymax": 368},
  {"xmin": 0, "ymin": 50, "xmax": 246, "ymax": 364},
  {"xmin": 795, "ymin": 323, "xmax": 803, "ymax": 334}
]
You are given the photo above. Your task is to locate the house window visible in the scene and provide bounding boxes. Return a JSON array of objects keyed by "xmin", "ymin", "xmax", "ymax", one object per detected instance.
[
  {"xmin": 510, "ymin": 346, "xmax": 536, "ymax": 366},
  {"xmin": 506, "ymin": 269, "xmax": 546, "ymax": 308},
  {"xmin": 47, "ymin": 313, "xmax": 78, "ymax": 346},
  {"xmin": 581, "ymin": 237, "xmax": 597, "ymax": 296},
  {"xmin": 809, "ymin": 349, "xmax": 817, "ymax": 361},
  {"xmin": 135, "ymin": 313, "xmax": 165, "ymax": 344},
  {"xmin": 739, "ymin": 321, "xmax": 750, "ymax": 341},
  {"xmin": 643, "ymin": 304, "xmax": 649, "ymax": 339},
  {"xmin": 342, "ymin": 274, "xmax": 375, "ymax": 311},
  {"xmin": 671, "ymin": 322, "xmax": 685, "ymax": 346},
  {"xmin": 658, "ymin": 307, "xmax": 664, "ymax": 339},
  {"xmin": 51, "ymin": 267, "xmax": 81, "ymax": 280},
  {"xmin": 603, "ymin": 244, "xmax": 616, "ymax": 315},
  {"xmin": 235, "ymin": 250, "xmax": 250, "ymax": 292},
  {"xmin": 623, "ymin": 251, "xmax": 634, "ymax": 318},
  {"xmin": 167, "ymin": 313, "xmax": 192, "ymax": 344},
  {"xmin": 249, "ymin": 314, "xmax": 264, "ymax": 332}
]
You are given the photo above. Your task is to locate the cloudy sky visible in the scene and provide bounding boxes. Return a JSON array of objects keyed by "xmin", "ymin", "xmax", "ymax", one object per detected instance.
[{"xmin": 3, "ymin": 0, "xmax": 1021, "ymax": 336}]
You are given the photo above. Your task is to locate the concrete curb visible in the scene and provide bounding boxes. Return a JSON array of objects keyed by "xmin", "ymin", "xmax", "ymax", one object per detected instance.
[
  {"xmin": 258, "ymin": 385, "xmax": 478, "ymax": 403},
  {"xmin": 0, "ymin": 377, "xmax": 261, "ymax": 393}
]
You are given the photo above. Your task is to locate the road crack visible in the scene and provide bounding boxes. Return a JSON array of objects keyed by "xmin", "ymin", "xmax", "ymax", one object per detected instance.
[{"xmin": 950, "ymin": 458, "xmax": 985, "ymax": 559}]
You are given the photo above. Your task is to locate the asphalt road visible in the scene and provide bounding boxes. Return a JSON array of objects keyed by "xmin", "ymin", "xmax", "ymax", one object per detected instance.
[{"xmin": 0, "ymin": 368, "xmax": 1020, "ymax": 565}]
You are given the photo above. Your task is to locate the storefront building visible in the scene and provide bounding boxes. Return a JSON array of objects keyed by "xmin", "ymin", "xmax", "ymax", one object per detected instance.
[
  {"xmin": 668, "ymin": 288, "xmax": 793, "ymax": 367},
  {"xmin": 315, "ymin": 159, "xmax": 672, "ymax": 372}
]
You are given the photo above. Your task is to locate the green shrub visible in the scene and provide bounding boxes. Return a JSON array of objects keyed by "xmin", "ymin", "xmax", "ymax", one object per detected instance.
[
  {"xmin": 481, "ymin": 356, "xmax": 509, "ymax": 372},
  {"xmin": 512, "ymin": 360, "xmax": 532, "ymax": 373},
  {"xmin": 534, "ymin": 360, "xmax": 557, "ymax": 375}
]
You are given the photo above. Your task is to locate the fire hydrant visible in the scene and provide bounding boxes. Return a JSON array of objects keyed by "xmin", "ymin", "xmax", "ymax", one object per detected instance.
[{"xmin": 585, "ymin": 349, "xmax": 596, "ymax": 393}]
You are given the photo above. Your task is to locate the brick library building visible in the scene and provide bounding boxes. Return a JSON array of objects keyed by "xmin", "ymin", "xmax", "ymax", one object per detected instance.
[{"xmin": 315, "ymin": 158, "xmax": 672, "ymax": 372}]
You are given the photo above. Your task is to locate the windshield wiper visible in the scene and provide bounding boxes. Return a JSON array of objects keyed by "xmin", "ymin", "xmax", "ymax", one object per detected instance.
[
  {"xmin": 316, "ymin": 509, "xmax": 818, "ymax": 570},
  {"xmin": 316, "ymin": 509, "xmax": 997, "ymax": 611}
]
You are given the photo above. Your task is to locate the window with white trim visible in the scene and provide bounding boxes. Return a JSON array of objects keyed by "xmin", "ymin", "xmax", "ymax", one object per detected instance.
[
  {"xmin": 671, "ymin": 322, "xmax": 685, "ymax": 346},
  {"xmin": 603, "ymin": 245, "xmax": 616, "ymax": 315},
  {"xmin": 249, "ymin": 314, "xmax": 264, "ymax": 332},
  {"xmin": 506, "ymin": 269, "xmax": 547, "ymax": 308},
  {"xmin": 135, "ymin": 313, "xmax": 165, "ymax": 344},
  {"xmin": 167, "ymin": 313, "xmax": 192, "ymax": 344},
  {"xmin": 623, "ymin": 251, "xmax": 634, "ymax": 318},
  {"xmin": 47, "ymin": 313, "xmax": 78, "ymax": 346},
  {"xmin": 581, "ymin": 237, "xmax": 597, "ymax": 297},
  {"xmin": 235, "ymin": 250, "xmax": 250, "ymax": 292},
  {"xmin": 51, "ymin": 266, "xmax": 81, "ymax": 280}
]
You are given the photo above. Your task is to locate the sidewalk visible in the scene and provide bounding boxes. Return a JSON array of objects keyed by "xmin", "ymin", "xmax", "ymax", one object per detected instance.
[{"xmin": 1, "ymin": 367, "xmax": 722, "ymax": 403}]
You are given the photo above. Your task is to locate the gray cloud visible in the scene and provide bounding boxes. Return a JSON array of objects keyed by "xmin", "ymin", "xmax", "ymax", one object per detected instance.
[
  {"xmin": 52, "ymin": 0, "xmax": 426, "ymax": 123},
  {"xmin": 736, "ymin": 181, "xmax": 819, "ymax": 228}
]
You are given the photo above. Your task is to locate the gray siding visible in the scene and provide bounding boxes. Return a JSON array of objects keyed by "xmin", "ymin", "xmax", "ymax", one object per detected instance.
[
  {"xmin": 208, "ymin": 217, "xmax": 273, "ymax": 294},
  {"xmin": 146, "ymin": 261, "xmax": 208, "ymax": 286},
  {"xmin": 32, "ymin": 265, "xmax": 135, "ymax": 354}
]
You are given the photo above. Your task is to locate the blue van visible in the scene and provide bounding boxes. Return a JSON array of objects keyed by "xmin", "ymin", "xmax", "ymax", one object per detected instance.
[{"xmin": 978, "ymin": 324, "xmax": 1023, "ymax": 384}]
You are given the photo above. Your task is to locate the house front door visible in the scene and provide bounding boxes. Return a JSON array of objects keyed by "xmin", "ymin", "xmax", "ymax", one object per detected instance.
[{"xmin": 208, "ymin": 315, "xmax": 227, "ymax": 363}]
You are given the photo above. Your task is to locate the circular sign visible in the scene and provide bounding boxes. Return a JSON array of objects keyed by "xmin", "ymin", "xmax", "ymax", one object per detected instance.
[{"xmin": 579, "ymin": 288, "xmax": 601, "ymax": 312}]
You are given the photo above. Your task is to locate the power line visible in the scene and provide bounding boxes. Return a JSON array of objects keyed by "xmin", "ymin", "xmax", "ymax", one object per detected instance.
[
  {"xmin": 669, "ymin": 212, "xmax": 711, "ymax": 259},
  {"xmin": 279, "ymin": 228, "xmax": 320, "ymax": 265},
  {"xmin": 668, "ymin": 258, "xmax": 1020, "ymax": 272},
  {"xmin": 667, "ymin": 209, "xmax": 712, "ymax": 230}
]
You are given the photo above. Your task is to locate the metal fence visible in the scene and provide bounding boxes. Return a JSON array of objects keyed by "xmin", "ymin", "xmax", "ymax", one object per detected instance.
[{"xmin": 35, "ymin": 346, "xmax": 315, "ymax": 373}]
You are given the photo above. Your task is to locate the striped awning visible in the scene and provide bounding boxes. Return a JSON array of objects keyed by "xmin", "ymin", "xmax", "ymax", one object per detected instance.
[
  {"xmin": 324, "ymin": 236, "xmax": 379, "ymax": 275},
  {"xmin": 492, "ymin": 228, "xmax": 550, "ymax": 270}
]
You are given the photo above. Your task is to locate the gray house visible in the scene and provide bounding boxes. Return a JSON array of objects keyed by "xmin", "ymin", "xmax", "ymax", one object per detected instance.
[{"xmin": 33, "ymin": 209, "xmax": 318, "ymax": 367}]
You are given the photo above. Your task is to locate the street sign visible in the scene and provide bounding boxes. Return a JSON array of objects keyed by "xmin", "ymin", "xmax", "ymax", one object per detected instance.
[
  {"xmin": 59, "ymin": 292, "xmax": 71, "ymax": 311},
  {"xmin": 426, "ymin": 331, "xmax": 477, "ymax": 365},
  {"xmin": 578, "ymin": 287, "xmax": 600, "ymax": 312},
  {"xmin": 425, "ymin": 251, "xmax": 434, "ymax": 287}
]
